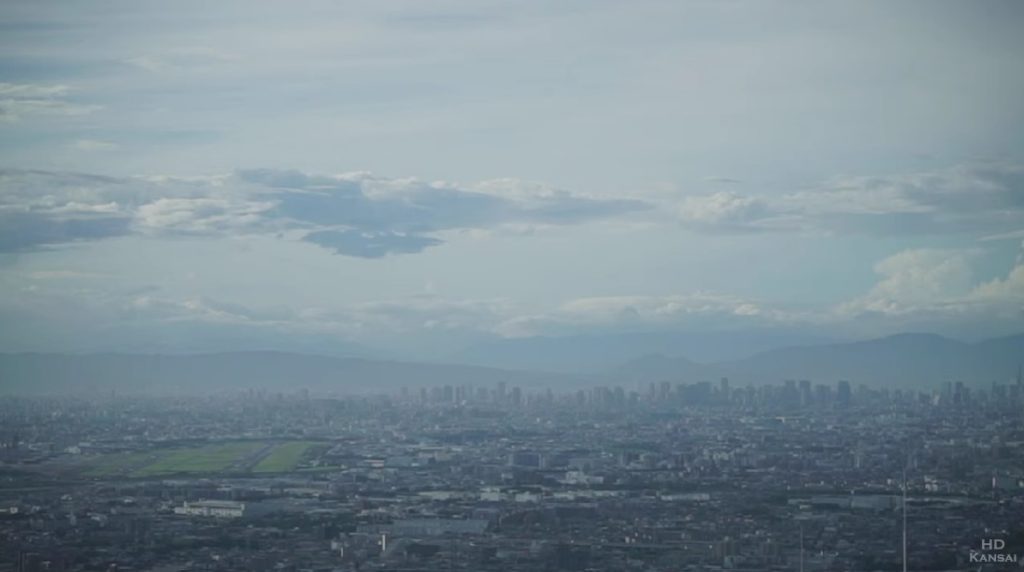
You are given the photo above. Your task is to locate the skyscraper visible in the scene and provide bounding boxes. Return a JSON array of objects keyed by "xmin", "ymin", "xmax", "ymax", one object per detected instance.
[{"xmin": 837, "ymin": 380, "xmax": 852, "ymax": 408}]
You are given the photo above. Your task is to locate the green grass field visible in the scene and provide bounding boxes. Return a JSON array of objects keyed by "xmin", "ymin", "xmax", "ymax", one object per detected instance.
[
  {"xmin": 82, "ymin": 451, "xmax": 159, "ymax": 477},
  {"xmin": 133, "ymin": 442, "xmax": 265, "ymax": 477},
  {"xmin": 252, "ymin": 441, "xmax": 317, "ymax": 473},
  {"xmin": 85, "ymin": 441, "xmax": 262, "ymax": 477}
]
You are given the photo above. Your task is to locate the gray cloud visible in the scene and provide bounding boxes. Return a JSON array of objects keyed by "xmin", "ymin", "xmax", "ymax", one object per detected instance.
[
  {"xmin": 6, "ymin": 241, "xmax": 1022, "ymax": 354},
  {"xmin": 703, "ymin": 176, "xmax": 742, "ymax": 185},
  {"xmin": 303, "ymin": 230, "xmax": 442, "ymax": 258},
  {"xmin": 0, "ymin": 169, "xmax": 238, "ymax": 252},
  {"xmin": 0, "ymin": 169, "xmax": 134, "ymax": 252},
  {"xmin": 0, "ymin": 168, "xmax": 650, "ymax": 257},
  {"xmin": 72, "ymin": 139, "xmax": 118, "ymax": 151},
  {"xmin": 0, "ymin": 83, "xmax": 100, "ymax": 122},
  {"xmin": 123, "ymin": 47, "xmax": 239, "ymax": 73},
  {"xmin": 0, "ymin": 210, "xmax": 131, "ymax": 253},
  {"xmin": 242, "ymin": 169, "xmax": 650, "ymax": 236},
  {"xmin": 678, "ymin": 164, "xmax": 1024, "ymax": 237}
]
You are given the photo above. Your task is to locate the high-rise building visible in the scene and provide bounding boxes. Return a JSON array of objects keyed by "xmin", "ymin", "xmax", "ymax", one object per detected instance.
[
  {"xmin": 837, "ymin": 380, "xmax": 852, "ymax": 408},
  {"xmin": 799, "ymin": 380, "xmax": 812, "ymax": 407}
]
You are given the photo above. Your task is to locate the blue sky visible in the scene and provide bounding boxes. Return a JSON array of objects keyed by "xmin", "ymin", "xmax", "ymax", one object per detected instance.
[{"xmin": 1, "ymin": 0, "xmax": 1022, "ymax": 357}]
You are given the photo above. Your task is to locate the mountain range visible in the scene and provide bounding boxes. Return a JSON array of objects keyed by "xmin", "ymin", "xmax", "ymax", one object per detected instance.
[
  {"xmin": 0, "ymin": 332, "xmax": 1020, "ymax": 394},
  {"xmin": 608, "ymin": 332, "xmax": 1024, "ymax": 388},
  {"xmin": 0, "ymin": 352, "xmax": 579, "ymax": 395},
  {"xmin": 452, "ymin": 330, "xmax": 837, "ymax": 373}
]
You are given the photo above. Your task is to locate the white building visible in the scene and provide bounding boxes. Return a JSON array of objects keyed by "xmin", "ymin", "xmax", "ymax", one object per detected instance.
[{"xmin": 174, "ymin": 500, "xmax": 248, "ymax": 518}]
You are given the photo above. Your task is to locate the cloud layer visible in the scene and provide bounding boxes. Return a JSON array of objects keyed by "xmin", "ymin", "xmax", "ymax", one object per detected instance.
[
  {"xmin": 0, "ymin": 83, "xmax": 101, "ymax": 122},
  {"xmin": 678, "ymin": 164, "xmax": 1024, "ymax": 237},
  {"xmin": 838, "ymin": 246, "xmax": 1024, "ymax": 325},
  {"xmin": 4, "ymin": 238, "xmax": 1022, "ymax": 356},
  {"xmin": 0, "ymin": 168, "xmax": 649, "ymax": 257},
  {"xmin": 2, "ymin": 164, "xmax": 1022, "ymax": 352},
  {"xmin": 8, "ymin": 162, "xmax": 1020, "ymax": 258}
]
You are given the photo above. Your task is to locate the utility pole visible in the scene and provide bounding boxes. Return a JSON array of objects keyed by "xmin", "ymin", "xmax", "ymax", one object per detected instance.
[
  {"xmin": 449, "ymin": 536, "xmax": 455, "ymax": 572},
  {"xmin": 799, "ymin": 523, "xmax": 804, "ymax": 572},
  {"xmin": 902, "ymin": 468, "xmax": 908, "ymax": 572}
]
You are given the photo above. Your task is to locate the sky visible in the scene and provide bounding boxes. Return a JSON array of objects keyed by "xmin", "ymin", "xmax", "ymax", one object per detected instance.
[{"xmin": 1, "ymin": 0, "xmax": 1023, "ymax": 359}]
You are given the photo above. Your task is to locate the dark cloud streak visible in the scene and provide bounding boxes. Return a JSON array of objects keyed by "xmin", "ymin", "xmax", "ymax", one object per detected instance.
[
  {"xmin": 0, "ymin": 167, "xmax": 651, "ymax": 257},
  {"xmin": 303, "ymin": 230, "xmax": 443, "ymax": 258},
  {"xmin": 0, "ymin": 211, "xmax": 131, "ymax": 253}
]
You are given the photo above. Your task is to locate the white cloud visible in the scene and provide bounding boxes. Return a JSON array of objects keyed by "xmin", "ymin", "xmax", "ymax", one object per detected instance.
[
  {"xmin": 703, "ymin": 176, "xmax": 742, "ymax": 185},
  {"xmin": 677, "ymin": 164, "xmax": 1024, "ymax": 237},
  {"xmin": 495, "ymin": 293, "xmax": 783, "ymax": 338},
  {"xmin": 837, "ymin": 249, "xmax": 976, "ymax": 317},
  {"xmin": 124, "ymin": 47, "xmax": 240, "ymax": 73},
  {"xmin": 73, "ymin": 139, "xmax": 119, "ymax": 151},
  {"xmin": 980, "ymin": 229, "xmax": 1024, "ymax": 242},
  {"xmin": 346, "ymin": 297, "xmax": 511, "ymax": 334},
  {"xmin": 0, "ymin": 168, "xmax": 648, "ymax": 255},
  {"xmin": 113, "ymin": 293, "xmax": 511, "ymax": 341},
  {"xmin": 0, "ymin": 83, "xmax": 70, "ymax": 98},
  {"xmin": 28, "ymin": 270, "xmax": 107, "ymax": 280},
  {"xmin": 967, "ymin": 243, "xmax": 1024, "ymax": 310},
  {"xmin": 0, "ymin": 83, "xmax": 101, "ymax": 123},
  {"xmin": 5, "ymin": 240, "xmax": 1023, "ymax": 352},
  {"xmin": 135, "ymin": 197, "xmax": 275, "ymax": 235},
  {"xmin": 678, "ymin": 192, "xmax": 770, "ymax": 228},
  {"xmin": 491, "ymin": 247, "xmax": 1024, "ymax": 339},
  {"xmin": 836, "ymin": 245, "xmax": 1024, "ymax": 328}
]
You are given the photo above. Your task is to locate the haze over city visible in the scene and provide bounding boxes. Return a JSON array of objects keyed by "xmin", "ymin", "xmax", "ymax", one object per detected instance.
[{"xmin": 2, "ymin": 3, "xmax": 1024, "ymax": 571}]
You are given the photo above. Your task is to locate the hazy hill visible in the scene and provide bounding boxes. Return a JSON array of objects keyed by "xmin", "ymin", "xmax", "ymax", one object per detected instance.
[
  {"xmin": 605, "ymin": 353, "xmax": 718, "ymax": 383},
  {"xmin": 455, "ymin": 330, "xmax": 836, "ymax": 373},
  {"xmin": 0, "ymin": 333, "xmax": 1020, "ymax": 394},
  {"xmin": 0, "ymin": 352, "xmax": 579, "ymax": 395},
  {"xmin": 609, "ymin": 333, "xmax": 1024, "ymax": 388}
]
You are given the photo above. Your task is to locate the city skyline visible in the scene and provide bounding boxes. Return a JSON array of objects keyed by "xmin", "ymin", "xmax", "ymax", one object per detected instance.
[{"xmin": 3, "ymin": 3, "xmax": 1023, "ymax": 571}]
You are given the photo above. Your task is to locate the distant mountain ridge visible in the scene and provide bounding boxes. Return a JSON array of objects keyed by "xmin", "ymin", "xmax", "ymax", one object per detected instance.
[
  {"xmin": 0, "ymin": 351, "xmax": 580, "ymax": 395},
  {"xmin": 610, "ymin": 332, "xmax": 1024, "ymax": 388},
  {"xmin": 454, "ymin": 330, "xmax": 837, "ymax": 373},
  {"xmin": 0, "ymin": 332, "xmax": 1020, "ymax": 394}
]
